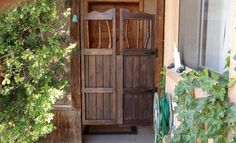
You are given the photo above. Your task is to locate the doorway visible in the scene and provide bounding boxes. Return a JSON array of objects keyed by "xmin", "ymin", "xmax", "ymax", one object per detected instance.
[{"xmin": 80, "ymin": 7, "xmax": 156, "ymax": 126}]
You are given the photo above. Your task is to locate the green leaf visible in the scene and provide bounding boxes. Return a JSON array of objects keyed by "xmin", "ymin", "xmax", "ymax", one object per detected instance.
[
  {"xmin": 225, "ymin": 56, "xmax": 231, "ymax": 68},
  {"xmin": 0, "ymin": 0, "xmax": 74, "ymax": 142},
  {"xmin": 228, "ymin": 78, "xmax": 236, "ymax": 88},
  {"xmin": 233, "ymin": 54, "xmax": 236, "ymax": 61}
]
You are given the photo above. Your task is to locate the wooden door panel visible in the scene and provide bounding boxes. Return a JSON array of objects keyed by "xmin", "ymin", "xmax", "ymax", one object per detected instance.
[
  {"xmin": 85, "ymin": 93, "xmax": 112, "ymax": 120},
  {"xmin": 81, "ymin": 9, "xmax": 116, "ymax": 125},
  {"xmin": 84, "ymin": 55, "xmax": 112, "ymax": 88},
  {"xmin": 120, "ymin": 9, "xmax": 156, "ymax": 125},
  {"xmin": 84, "ymin": 55, "xmax": 113, "ymax": 121},
  {"xmin": 123, "ymin": 93, "xmax": 153, "ymax": 123},
  {"xmin": 123, "ymin": 55, "xmax": 154, "ymax": 124}
]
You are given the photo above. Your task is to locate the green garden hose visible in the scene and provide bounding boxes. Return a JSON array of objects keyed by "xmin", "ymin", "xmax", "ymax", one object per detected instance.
[{"xmin": 154, "ymin": 92, "xmax": 173, "ymax": 143}]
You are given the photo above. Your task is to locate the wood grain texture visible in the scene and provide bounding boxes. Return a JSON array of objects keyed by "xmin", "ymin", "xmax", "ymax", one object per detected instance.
[
  {"xmin": 40, "ymin": 110, "xmax": 81, "ymax": 143},
  {"xmin": 70, "ymin": 0, "xmax": 81, "ymax": 110},
  {"xmin": 116, "ymin": 56, "xmax": 123, "ymax": 124},
  {"xmin": 155, "ymin": 0, "xmax": 165, "ymax": 88},
  {"xmin": 81, "ymin": 9, "xmax": 116, "ymax": 124},
  {"xmin": 120, "ymin": 9, "xmax": 155, "ymax": 125}
]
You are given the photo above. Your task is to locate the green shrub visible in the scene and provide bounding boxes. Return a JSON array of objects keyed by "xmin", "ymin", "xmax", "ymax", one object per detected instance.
[
  {"xmin": 0, "ymin": 0, "xmax": 74, "ymax": 142},
  {"xmin": 172, "ymin": 63, "xmax": 236, "ymax": 143}
]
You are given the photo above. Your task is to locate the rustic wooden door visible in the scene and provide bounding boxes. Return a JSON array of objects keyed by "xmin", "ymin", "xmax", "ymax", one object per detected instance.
[
  {"xmin": 81, "ymin": 8, "xmax": 156, "ymax": 125},
  {"xmin": 119, "ymin": 9, "xmax": 156, "ymax": 125},
  {"xmin": 81, "ymin": 9, "xmax": 117, "ymax": 125}
]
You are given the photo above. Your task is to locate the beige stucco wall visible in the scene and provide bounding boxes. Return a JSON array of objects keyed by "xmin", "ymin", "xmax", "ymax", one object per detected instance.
[
  {"xmin": 229, "ymin": 0, "xmax": 236, "ymax": 103},
  {"xmin": 163, "ymin": 0, "xmax": 179, "ymax": 66}
]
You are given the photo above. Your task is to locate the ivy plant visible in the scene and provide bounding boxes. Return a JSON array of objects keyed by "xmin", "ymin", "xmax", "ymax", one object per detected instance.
[
  {"xmin": 171, "ymin": 55, "xmax": 236, "ymax": 143},
  {"xmin": 158, "ymin": 67, "xmax": 166, "ymax": 97},
  {"xmin": 0, "ymin": 0, "xmax": 74, "ymax": 142}
]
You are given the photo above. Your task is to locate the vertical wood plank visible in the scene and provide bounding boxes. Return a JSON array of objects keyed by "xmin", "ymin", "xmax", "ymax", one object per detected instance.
[
  {"xmin": 80, "ymin": 0, "xmax": 87, "ymax": 125},
  {"xmin": 96, "ymin": 55, "xmax": 104, "ymax": 119},
  {"xmin": 124, "ymin": 93, "xmax": 133, "ymax": 121},
  {"xmin": 111, "ymin": 9, "xmax": 116, "ymax": 122},
  {"xmin": 136, "ymin": 20, "xmax": 140, "ymax": 49},
  {"xmin": 70, "ymin": 0, "xmax": 82, "ymax": 142},
  {"xmin": 124, "ymin": 56, "xmax": 133, "ymax": 89},
  {"xmin": 124, "ymin": 56, "xmax": 133, "ymax": 121},
  {"xmin": 116, "ymin": 55, "xmax": 123, "ymax": 124},
  {"xmin": 89, "ymin": 55, "xmax": 97, "ymax": 120},
  {"xmin": 103, "ymin": 56, "xmax": 111, "ymax": 120},
  {"xmin": 147, "ymin": 57, "xmax": 155, "ymax": 89},
  {"xmin": 132, "ymin": 56, "xmax": 140, "ymax": 120},
  {"xmin": 118, "ymin": 8, "xmax": 125, "ymax": 123},
  {"xmin": 139, "ymin": 56, "xmax": 147, "ymax": 119},
  {"xmin": 71, "ymin": 0, "xmax": 81, "ymax": 110},
  {"xmin": 85, "ymin": 56, "xmax": 91, "ymax": 120},
  {"xmin": 140, "ymin": 56, "xmax": 147, "ymax": 88},
  {"xmin": 146, "ymin": 57, "xmax": 154, "ymax": 122},
  {"xmin": 155, "ymin": 0, "xmax": 165, "ymax": 89}
]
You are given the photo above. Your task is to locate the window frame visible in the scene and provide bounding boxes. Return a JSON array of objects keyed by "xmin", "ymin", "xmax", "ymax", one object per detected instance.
[{"xmin": 178, "ymin": 0, "xmax": 231, "ymax": 73}]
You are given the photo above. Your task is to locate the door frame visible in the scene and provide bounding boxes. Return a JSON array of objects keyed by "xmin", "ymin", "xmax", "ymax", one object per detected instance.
[
  {"xmin": 70, "ymin": 0, "xmax": 165, "ymax": 125},
  {"xmin": 81, "ymin": 0, "xmax": 144, "ymax": 14}
]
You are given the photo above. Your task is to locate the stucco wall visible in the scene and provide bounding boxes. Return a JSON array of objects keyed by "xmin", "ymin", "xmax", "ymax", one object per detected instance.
[
  {"xmin": 229, "ymin": 0, "xmax": 236, "ymax": 103},
  {"xmin": 163, "ymin": 0, "xmax": 179, "ymax": 66}
]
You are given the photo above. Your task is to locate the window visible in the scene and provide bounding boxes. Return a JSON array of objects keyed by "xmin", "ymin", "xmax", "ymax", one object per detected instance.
[{"xmin": 179, "ymin": 0, "xmax": 233, "ymax": 73}]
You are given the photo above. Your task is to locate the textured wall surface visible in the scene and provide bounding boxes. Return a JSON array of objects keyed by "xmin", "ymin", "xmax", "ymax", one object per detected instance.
[
  {"xmin": 163, "ymin": 0, "xmax": 179, "ymax": 66},
  {"xmin": 229, "ymin": 0, "xmax": 236, "ymax": 103},
  {"xmin": 0, "ymin": 0, "xmax": 26, "ymax": 9}
]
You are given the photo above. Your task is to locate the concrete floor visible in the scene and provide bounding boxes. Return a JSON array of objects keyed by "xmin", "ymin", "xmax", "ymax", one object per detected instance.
[{"xmin": 84, "ymin": 126, "xmax": 154, "ymax": 143}]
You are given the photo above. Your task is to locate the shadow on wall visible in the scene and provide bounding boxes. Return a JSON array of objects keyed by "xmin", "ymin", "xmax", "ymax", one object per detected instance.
[{"xmin": 0, "ymin": 0, "xmax": 26, "ymax": 9}]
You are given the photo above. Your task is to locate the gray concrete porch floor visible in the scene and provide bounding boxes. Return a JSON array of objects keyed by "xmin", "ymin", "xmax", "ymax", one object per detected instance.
[{"xmin": 84, "ymin": 126, "xmax": 154, "ymax": 143}]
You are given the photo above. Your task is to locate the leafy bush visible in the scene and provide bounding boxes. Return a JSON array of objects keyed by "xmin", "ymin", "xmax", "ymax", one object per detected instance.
[
  {"xmin": 172, "ymin": 62, "xmax": 236, "ymax": 143},
  {"xmin": 0, "ymin": 0, "xmax": 74, "ymax": 142}
]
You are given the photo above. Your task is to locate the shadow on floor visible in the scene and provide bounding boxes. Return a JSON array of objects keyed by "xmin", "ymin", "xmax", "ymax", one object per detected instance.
[{"xmin": 83, "ymin": 126, "xmax": 154, "ymax": 143}]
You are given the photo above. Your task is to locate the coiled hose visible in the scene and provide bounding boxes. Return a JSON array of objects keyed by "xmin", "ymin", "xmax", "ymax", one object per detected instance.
[{"xmin": 154, "ymin": 92, "xmax": 173, "ymax": 143}]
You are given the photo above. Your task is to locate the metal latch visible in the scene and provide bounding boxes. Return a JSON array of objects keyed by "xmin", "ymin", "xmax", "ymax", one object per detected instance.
[
  {"xmin": 144, "ymin": 49, "xmax": 158, "ymax": 57},
  {"xmin": 151, "ymin": 49, "xmax": 158, "ymax": 57}
]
